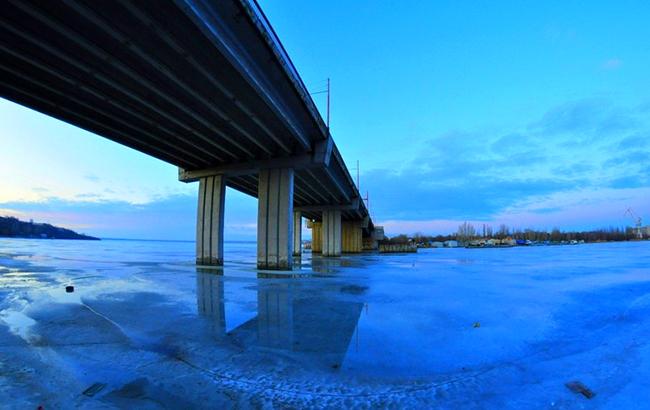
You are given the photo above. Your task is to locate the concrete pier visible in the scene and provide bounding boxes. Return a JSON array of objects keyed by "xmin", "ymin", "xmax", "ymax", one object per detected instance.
[
  {"xmin": 363, "ymin": 226, "xmax": 385, "ymax": 251},
  {"xmin": 293, "ymin": 211, "xmax": 302, "ymax": 257},
  {"xmin": 196, "ymin": 175, "xmax": 226, "ymax": 266},
  {"xmin": 311, "ymin": 221, "xmax": 322, "ymax": 253},
  {"xmin": 322, "ymin": 210, "xmax": 342, "ymax": 257},
  {"xmin": 342, "ymin": 220, "xmax": 363, "ymax": 253},
  {"xmin": 257, "ymin": 168, "xmax": 294, "ymax": 270}
]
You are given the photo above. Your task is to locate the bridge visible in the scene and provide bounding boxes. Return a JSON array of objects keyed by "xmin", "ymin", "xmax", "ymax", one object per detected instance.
[{"xmin": 0, "ymin": 0, "xmax": 379, "ymax": 270}]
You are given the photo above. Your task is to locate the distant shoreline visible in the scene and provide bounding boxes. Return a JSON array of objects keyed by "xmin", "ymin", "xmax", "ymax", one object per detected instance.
[
  {"xmin": 0, "ymin": 236, "xmax": 259, "ymax": 244},
  {"xmin": 101, "ymin": 238, "xmax": 256, "ymax": 244},
  {"xmin": 0, "ymin": 216, "xmax": 99, "ymax": 241},
  {"xmin": 0, "ymin": 235, "xmax": 99, "ymax": 241}
]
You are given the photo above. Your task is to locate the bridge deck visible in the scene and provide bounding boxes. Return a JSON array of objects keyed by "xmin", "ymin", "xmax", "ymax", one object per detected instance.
[{"xmin": 0, "ymin": 0, "xmax": 371, "ymax": 224}]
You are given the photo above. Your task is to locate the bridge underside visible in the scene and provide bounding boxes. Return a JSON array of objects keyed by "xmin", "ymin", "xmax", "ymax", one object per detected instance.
[{"xmin": 0, "ymin": 0, "xmax": 374, "ymax": 269}]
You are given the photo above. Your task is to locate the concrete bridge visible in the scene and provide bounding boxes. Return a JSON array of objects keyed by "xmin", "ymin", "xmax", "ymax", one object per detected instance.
[{"xmin": 0, "ymin": 0, "xmax": 378, "ymax": 270}]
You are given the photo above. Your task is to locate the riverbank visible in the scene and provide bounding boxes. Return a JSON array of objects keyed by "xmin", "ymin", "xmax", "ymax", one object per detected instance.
[{"xmin": 418, "ymin": 238, "xmax": 647, "ymax": 249}]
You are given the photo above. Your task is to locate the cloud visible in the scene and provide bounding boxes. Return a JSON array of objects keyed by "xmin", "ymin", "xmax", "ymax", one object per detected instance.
[
  {"xmin": 3, "ymin": 98, "xmax": 647, "ymax": 239},
  {"xmin": 617, "ymin": 133, "xmax": 650, "ymax": 150},
  {"xmin": 602, "ymin": 58, "xmax": 623, "ymax": 70},
  {"xmin": 378, "ymin": 186, "xmax": 650, "ymax": 236},
  {"xmin": 544, "ymin": 25, "xmax": 577, "ymax": 42},
  {"xmin": 529, "ymin": 99, "xmax": 635, "ymax": 138},
  {"xmin": 493, "ymin": 187, "xmax": 650, "ymax": 228},
  {"xmin": 365, "ymin": 98, "xmax": 650, "ymax": 234},
  {"xmin": 75, "ymin": 193, "xmax": 103, "ymax": 200},
  {"xmin": 604, "ymin": 150, "xmax": 650, "ymax": 168},
  {"xmin": 83, "ymin": 173, "xmax": 101, "ymax": 182},
  {"xmin": 0, "ymin": 208, "xmax": 25, "ymax": 218},
  {"xmin": 0, "ymin": 188, "xmax": 259, "ymax": 240},
  {"xmin": 365, "ymin": 168, "xmax": 579, "ymax": 222},
  {"xmin": 490, "ymin": 133, "xmax": 536, "ymax": 154}
]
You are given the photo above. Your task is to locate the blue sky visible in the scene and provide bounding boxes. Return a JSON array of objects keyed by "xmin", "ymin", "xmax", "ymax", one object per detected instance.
[{"xmin": 1, "ymin": 0, "xmax": 649, "ymax": 239}]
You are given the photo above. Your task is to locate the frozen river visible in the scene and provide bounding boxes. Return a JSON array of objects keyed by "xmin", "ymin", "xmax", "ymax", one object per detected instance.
[{"xmin": 1, "ymin": 239, "xmax": 649, "ymax": 408}]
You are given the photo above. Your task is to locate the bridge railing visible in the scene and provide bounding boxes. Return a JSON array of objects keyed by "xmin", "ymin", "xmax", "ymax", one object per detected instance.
[
  {"xmin": 239, "ymin": 0, "xmax": 370, "ymax": 221},
  {"xmin": 239, "ymin": 0, "xmax": 329, "ymax": 137}
]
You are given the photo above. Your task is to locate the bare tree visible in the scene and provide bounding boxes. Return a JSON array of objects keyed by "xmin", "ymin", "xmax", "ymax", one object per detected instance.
[
  {"xmin": 497, "ymin": 224, "xmax": 510, "ymax": 239},
  {"xmin": 457, "ymin": 222, "xmax": 477, "ymax": 242}
]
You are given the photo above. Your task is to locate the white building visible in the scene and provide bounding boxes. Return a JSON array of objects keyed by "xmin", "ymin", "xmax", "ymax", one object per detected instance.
[{"xmin": 444, "ymin": 240, "xmax": 459, "ymax": 248}]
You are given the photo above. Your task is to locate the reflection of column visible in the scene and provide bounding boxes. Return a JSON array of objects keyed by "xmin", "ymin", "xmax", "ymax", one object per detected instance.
[
  {"xmin": 253, "ymin": 281, "xmax": 364, "ymax": 360},
  {"xmin": 310, "ymin": 257, "xmax": 343, "ymax": 273},
  {"xmin": 257, "ymin": 284, "xmax": 293, "ymax": 348},
  {"xmin": 196, "ymin": 270, "xmax": 225, "ymax": 336}
]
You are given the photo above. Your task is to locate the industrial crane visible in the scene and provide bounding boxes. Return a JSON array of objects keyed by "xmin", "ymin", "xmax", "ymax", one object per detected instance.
[{"xmin": 624, "ymin": 208, "xmax": 643, "ymax": 239}]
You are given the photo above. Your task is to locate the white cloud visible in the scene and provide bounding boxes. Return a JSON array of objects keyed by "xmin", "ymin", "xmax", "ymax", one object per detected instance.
[
  {"xmin": 0, "ymin": 208, "xmax": 25, "ymax": 218},
  {"xmin": 377, "ymin": 186, "xmax": 650, "ymax": 236},
  {"xmin": 493, "ymin": 187, "xmax": 650, "ymax": 228},
  {"xmin": 602, "ymin": 58, "xmax": 623, "ymax": 70}
]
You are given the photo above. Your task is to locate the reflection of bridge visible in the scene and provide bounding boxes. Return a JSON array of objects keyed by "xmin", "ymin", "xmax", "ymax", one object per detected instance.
[
  {"xmin": 197, "ymin": 271, "xmax": 362, "ymax": 366},
  {"xmin": 0, "ymin": 0, "xmax": 377, "ymax": 270}
]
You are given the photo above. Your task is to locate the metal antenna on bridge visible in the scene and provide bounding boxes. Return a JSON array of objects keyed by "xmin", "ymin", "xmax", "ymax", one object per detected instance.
[
  {"xmin": 350, "ymin": 162, "xmax": 370, "ymax": 216},
  {"xmin": 365, "ymin": 190, "xmax": 370, "ymax": 217},
  {"xmin": 356, "ymin": 159, "xmax": 360, "ymax": 190},
  {"xmin": 309, "ymin": 78, "xmax": 330, "ymax": 129},
  {"xmin": 326, "ymin": 77, "xmax": 330, "ymax": 129},
  {"xmin": 352, "ymin": 160, "xmax": 360, "ymax": 190}
]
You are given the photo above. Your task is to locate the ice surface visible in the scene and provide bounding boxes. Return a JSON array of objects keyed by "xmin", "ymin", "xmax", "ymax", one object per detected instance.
[{"xmin": 0, "ymin": 238, "xmax": 649, "ymax": 408}]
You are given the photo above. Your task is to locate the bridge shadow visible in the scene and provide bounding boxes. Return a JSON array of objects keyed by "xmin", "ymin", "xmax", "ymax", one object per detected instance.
[{"xmin": 195, "ymin": 269, "xmax": 363, "ymax": 369}]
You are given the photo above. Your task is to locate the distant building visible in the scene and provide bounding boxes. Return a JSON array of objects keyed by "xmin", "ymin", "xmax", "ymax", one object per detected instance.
[
  {"xmin": 373, "ymin": 226, "xmax": 385, "ymax": 241},
  {"xmin": 431, "ymin": 241, "xmax": 444, "ymax": 248},
  {"xmin": 362, "ymin": 226, "xmax": 385, "ymax": 251},
  {"xmin": 444, "ymin": 240, "xmax": 458, "ymax": 248}
]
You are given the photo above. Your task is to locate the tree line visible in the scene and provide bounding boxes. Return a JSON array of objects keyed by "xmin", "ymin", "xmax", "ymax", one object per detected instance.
[
  {"xmin": 0, "ymin": 216, "xmax": 99, "ymax": 240},
  {"xmin": 388, "ymin": 223, "xmax": 645, "ymax": 244}
]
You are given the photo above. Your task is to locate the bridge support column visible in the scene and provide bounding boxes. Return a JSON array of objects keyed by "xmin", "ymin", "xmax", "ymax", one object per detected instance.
[
  {"xmin": 310, "ymin": 221, "xmax": 322, "ymax": 253},
  {"xmin": 196, "ymin": 175, "xmax": 226, "ymax": 265},
  {"xmin": 257, "ymin": 168, "xmax": 294, "ymax": 270},
  {"xmin": 322, "ymin": 210, "xmax": 342, "ymax": 257},
  {"xmin": 342, "ymin": 220, "xmax": 363, "ymax": 253},
  {"xmin": 293, "ymin": 211, "xmax": 302, "ymax": 257}
]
